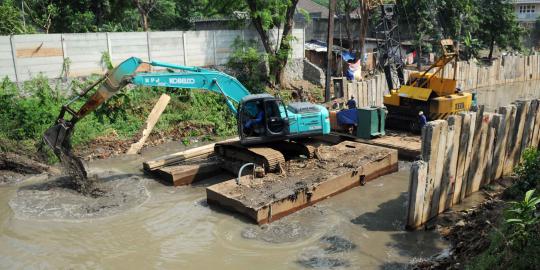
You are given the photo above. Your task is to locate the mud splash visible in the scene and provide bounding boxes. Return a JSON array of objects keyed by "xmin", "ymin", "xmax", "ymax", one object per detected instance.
[{"xmin": 9, "ymin": 170, "xmax": 149, "ymax": 220}]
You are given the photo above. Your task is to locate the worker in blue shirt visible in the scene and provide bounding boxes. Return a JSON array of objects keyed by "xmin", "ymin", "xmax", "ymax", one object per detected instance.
[
  {"xmin": 346, "ymin": 96, "xmax": 357, "ymax": 109},
  {"xmin": 418, "ymin": 111, "xmax": 427, "ymax": 130},
  {"xmin": 244, "ymin": 103, "xmax": 265, "ymax": 135}
]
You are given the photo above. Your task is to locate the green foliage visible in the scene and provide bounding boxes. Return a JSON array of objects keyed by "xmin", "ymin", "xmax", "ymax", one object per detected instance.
[
  {"xmin": 462, "ymin": 32, "xmax": 482, "ymax": 59},
  {"xmin": 476, "ymin": 0, "xmax": 524, "ymax": 58},
  {"xmin": 0, "ymin": 75, "xmax": 236, "ymax": 158},
  {"xmin": 101, "ymin": 52, "xmax": 114, "ymax": 71},
  {"xmin": 0, "ymin": 0, "xmax": 32, "ymax": 35},
  {"xmin": 467, "ymin": 190, "xmax": 540, "ymax": 270},
  {"xmin": 504, "ymin": 190, "xmax": 540, "ymax": 249},
  {"xmin": 226, "ymin": 38, "xmax": 268, "ymax": 93},
  {"xmin": 505, "ymin": 148, "xmax": 540, "ymax": 198}
]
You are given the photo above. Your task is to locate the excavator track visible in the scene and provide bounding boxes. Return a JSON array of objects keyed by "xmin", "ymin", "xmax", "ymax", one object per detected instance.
[
  {"xmin": 215, "ymin": 141, "xmax": 286, "ymax": 173},
  {"xmin": 214, "ymin": 140, "xmax": 317, "ymax": 173}
]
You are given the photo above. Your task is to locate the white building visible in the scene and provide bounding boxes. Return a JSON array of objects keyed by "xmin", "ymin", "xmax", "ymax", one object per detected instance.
[{"xmin": 514, "ymin": 0, "xmax": 540, "ymax": 28}]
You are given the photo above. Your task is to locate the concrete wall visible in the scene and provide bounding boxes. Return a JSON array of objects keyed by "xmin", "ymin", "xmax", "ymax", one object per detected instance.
[
  {"xmin": 0, "ymin": 28, "xmax": 305, "ymax": 82},
  {"xmin": 406, "ymin": 99, "xmax": 540, "ymax": 229}
]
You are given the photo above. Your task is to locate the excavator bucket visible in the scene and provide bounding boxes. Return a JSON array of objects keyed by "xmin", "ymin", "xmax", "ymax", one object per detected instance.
[{"xmin": 43, "ymin": 121, "xmax": 71, "ymax": 155}]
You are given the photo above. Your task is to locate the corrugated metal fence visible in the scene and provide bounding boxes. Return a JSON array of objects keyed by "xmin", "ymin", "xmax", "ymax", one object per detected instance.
[{"xmin": 0, "ymin": 28, "xmax": 305, "ymax": 82}]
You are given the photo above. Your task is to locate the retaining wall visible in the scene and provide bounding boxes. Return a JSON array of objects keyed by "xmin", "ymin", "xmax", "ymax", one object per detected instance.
[
  {"xmin": 406, "ymin": 99, "xmax": 540, "ymax": 229},
  {"xmin": 0, "ymin": 28, "xmax": 305, "ymax": 82}
]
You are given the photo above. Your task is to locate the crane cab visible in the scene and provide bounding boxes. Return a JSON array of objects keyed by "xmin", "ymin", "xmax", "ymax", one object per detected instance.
[{"xmin": 238, "ymin": 94, "xmax": 290, "ymax": 144}]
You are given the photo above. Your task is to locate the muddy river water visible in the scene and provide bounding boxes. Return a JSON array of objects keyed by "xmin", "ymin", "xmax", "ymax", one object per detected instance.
[{"xmin": 1, "ymin": 81, "xmax": 539, "ymax": 269}]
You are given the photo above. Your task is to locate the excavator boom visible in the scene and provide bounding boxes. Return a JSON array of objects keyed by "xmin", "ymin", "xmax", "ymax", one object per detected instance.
[{"xmin": 42, "ymin": 57, "xmax": 329, "ymax": 192}]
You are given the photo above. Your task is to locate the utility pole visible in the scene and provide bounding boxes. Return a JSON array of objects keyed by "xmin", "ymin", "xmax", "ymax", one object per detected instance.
[{"xmin": 325, "ymin": 0, "xmax": 336, "ymax": 102}]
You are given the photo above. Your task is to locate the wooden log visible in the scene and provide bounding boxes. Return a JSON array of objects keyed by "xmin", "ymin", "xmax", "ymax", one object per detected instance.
[
  {"xmin": 127, "ymin": 94, "xmax": 171, "ymax": 154},
  {"xmin": 143, "ymin": 137, "xmax": 238, "ymax": 171},
  {"xmin": 440, "ymin": 115, "xmax": 461, "ymax": 211},
  {"xmin": 407, "ymin": 161, "xmax": 428, "ymax": 229},
  {"xmin": 153, "ymin": 161, "xmax": 223, "ymax": 186}
]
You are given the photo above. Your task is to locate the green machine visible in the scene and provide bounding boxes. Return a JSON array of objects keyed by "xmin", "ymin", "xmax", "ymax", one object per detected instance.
[{"xmin": 356, "ymin": 106, "xmax": 386, "ymax": 139}]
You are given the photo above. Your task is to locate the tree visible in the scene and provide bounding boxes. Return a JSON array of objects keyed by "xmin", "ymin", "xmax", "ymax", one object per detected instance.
[
  {"xmin": 338, "ymin": 0, "xmax": 359, "ymax": 52},
  {"xmin": 245, "ymin": 0, "xmax": 299, "ymax": 86},
  {"xmin": 23, "ymin": 1, "xmax": 59, "ymax": 33},
  {"xmin": 0, "ymin": 0, "xmax": 28, "ymax": 35},
  {"xmin": 476, "ymin": 0, "xmax": 523, "ymax": 59},
  {"xmin": 400, "ymin": 0, "xmax": 438, "ymax": 69},
  {"xmin": 134, "ymin": 0, "xmax": 158, "ymax": 31}
]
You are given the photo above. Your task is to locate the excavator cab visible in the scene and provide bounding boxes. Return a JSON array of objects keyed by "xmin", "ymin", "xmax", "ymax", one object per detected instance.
[{"xmin": 238, "ymin": 94, "xmax": 289, "ymax": 144}]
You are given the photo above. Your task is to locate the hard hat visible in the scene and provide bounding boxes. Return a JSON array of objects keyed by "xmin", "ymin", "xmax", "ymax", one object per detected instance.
[{"xmin": 418, "ymin": 111, "xmax": 423, "ymax": 115}]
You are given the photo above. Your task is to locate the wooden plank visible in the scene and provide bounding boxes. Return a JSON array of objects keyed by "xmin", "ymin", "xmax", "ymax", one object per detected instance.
[
  {"xmin": 153, "ymin": 161, "xmax": 222, "ymax": 186},
  {"xmin": 522, "ymin": 99, "xmax": 538, "ymax": 149},
  {"xmin": 460, "ymin": 112, "xmax": 477, "ymax": 201},
  {"xmin": 492, "ymin": 106, "xmax": 512, "ymax": 180},
  {"xmin": 407, "ymin": 161, "xmax": 428, "ymax": 229},
  {"xmin": 465, "ymin": 106, "xmax": 484, "ymax": 196},
  {"xmin": 440, "ymin": 115, "xmax": 461, "ymax": 211},
  {"xmin": 420, "ymin": 120, "xmax": 445, "ymax": 222},
  {"xmin": 429, "ymin": 120, "xmax": 448, "ymax": 218},
  {"xmin": 453, "ymin": 113, "xmax": 470, "ymax": 204},
  {"xmin": 482, "ymin": 113, "xmax": 498, "ymax": 185},
  {"xmin": 468, "ymin": 113, "xmax": 491, "ymax": 194},
  {"xmin": 143, "ymin": 137, "xmax": 238, "ymax": 171},
  {"xmin": 504, "ymin": 100, "xmax": 529, "ymax": 175},
  {"xmin": 531, "ymin": 99, "xmax": 540, "ymax": 148},
  {"xmin": 502, "ymin": 105, "xmax": 518, "ymax": 176},
  {"xmin": 127, "ymin": 94, "xmax": 171, "ymax": 154}
]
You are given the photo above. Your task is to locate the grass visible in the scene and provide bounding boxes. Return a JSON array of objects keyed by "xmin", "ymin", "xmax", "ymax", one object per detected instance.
[
  {"xmin": 0, "ymin": 75, "xmax": 237, "ymax": 159},
  {"xmin": 465, "ymin": 149, "xmax": 540, "ymax": 270}
]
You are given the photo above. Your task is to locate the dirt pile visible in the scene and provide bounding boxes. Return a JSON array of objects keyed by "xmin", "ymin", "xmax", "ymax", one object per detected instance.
[
  {"xmin": 9, "ymin": 170, "xmax": 149, "ymax": 220},
  {"xmin": 230, "ymin": 142, "xmax": 392, "ymax": 209},
  {"xmin": 412, "ymin": 180, "xmax": 510, "ymax": 269},
  {"xmin": 0, "ymin": 152, "xmax": 57, "ymax": 185}
]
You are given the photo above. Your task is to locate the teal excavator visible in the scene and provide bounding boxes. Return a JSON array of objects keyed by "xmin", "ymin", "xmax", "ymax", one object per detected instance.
[{"xmin": 43, "ymin": 57, "xmax": 330, "ymax": 189}]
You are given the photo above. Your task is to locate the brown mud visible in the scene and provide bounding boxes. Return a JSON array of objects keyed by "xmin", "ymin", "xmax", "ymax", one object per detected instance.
[
  {"xmin": 411, "ymin": 178, "xmax": 512, "ymax": 269},
  {"xmin": 9, "ymin": 169, "xmax": 149, "ymax": 220},
  {"xmin": 228, "ymin": 142, "xmax": 392, "ymax": 209},
  {"xmin": 0, "ymin": 152, "xmax": 58, "ymax": 185}
]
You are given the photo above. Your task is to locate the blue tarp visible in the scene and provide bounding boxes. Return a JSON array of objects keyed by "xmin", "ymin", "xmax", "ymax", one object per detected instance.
[
  {"xmin": 341, "ymin": 51, "xmax": 356, "ymax": 62},
  {"xmin": 337, "ymin": 109, "xmax": 358, "ymax": 126}
]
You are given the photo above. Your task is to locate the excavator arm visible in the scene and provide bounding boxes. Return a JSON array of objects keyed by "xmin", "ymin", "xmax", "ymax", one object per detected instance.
[
  {"xmin": 44, "ymin": 57, "xmax": 251, "ymax": 155},
  {"xmin": 42, "ymin": 57, "xmax": 252, "ymax": 192}
]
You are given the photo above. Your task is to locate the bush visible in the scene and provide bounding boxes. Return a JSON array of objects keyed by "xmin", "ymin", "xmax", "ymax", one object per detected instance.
[
  {"xmin": 0, "ymin": 75, "xmax": 237, "ymax": 158},
  {"xmin": 467, "ymin": 190, "xmax": 540, "ymax": 270},
  {"xmin": 505, "ymin": 148, "xmax": 540, "ymax": 199},
  {"xmin": 226, "ymin": 38, "xmax": 268, "ymax": 93}
]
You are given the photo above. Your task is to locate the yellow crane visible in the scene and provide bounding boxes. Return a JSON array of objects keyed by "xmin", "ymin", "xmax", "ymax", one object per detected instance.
[{"xmin": 383, "ymin": 39, "xmax": 473, "ymax": 131}]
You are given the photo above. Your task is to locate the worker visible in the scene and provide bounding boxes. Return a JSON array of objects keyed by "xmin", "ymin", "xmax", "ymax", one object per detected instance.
[
  {"xmin": 346, "ymin": 96, "xmax": 357, "ymax": 109},
  {"xmin": 244, "ymin": 103, "xmax": 265, "ymax": 135},
  {"xmin": 418, "ymin": 111, "xmax": 427, "ymax": 130}
]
